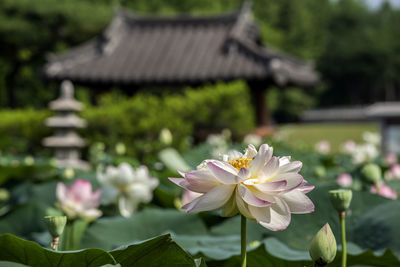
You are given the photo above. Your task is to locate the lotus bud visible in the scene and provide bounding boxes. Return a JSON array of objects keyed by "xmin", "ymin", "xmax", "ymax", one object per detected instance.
[
  {"xmin": 159, "ymin": 128, "xmax": 173, "ymax": 145},
  {"xmin": 314, "ymin": 165, "xmax": 326, "ymax": 178},
  {"xmin": 360, "ymin": 163, "xmax": 382, "ymax": 183},
  {"xmin": 95, "ymin": 142, "xmax": 105, "ymax": 151},
  {"xmin": 309, "ymin": 223, "xmax": 337, "ymax": 266},
  {"xmin": 329, "ymin": 189, "xmax": 352, "ymax": 213},
  {"xmin": 221, "ymin": 128, "xmax": 232, "ymax": 140},
  {"xmin": 63, "ymin": 168, "xmax": 75, "ymax": 180},
  {"xmin": 24, "ymin": 156, "xmax": 35, "ymax": 166},
  {"xmin": 115, "ymin": 142, "xmax": 126, "ymax": 155},
  {"xmin": 0, "ymin": 188, "xmax": 10, "ymax": 204}
]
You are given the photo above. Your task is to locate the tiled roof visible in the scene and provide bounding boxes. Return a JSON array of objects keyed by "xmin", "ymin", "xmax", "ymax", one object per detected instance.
[{"xmin": 43, "ymin": 4, "xmax": 318, "ymax": 87}]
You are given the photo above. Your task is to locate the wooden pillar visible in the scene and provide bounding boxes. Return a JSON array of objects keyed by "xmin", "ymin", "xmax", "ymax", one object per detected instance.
[{"xmin": 248, "ymin": 81, "xmax": 270, "ymax": 127}]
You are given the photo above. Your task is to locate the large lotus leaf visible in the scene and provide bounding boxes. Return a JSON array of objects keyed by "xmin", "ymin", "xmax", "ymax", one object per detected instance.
[
  {"xmin": 110, "ymin": 234, "xmax": 201, "ymax": 267},
  {"xmin": 174, "ymin": 235, "xmax": 241, "ymax": 260},
  {"xmin": 211, "ymin": 185, "xmax": 390, "ymax": 250},
  {"xmin": 352, "ymin": 201, "xmax": 400, "ymax": 251},
  {"xmin": 205, "ymin": 245, "xmax": 310, "ymax": 267},
  {"xmin": 82, "ymin": 208, "xmax": 208, "ymax": 249},
  {"xmin": 174, "ymin": 234, "xmax": 312, "ymax": 263},
  {"xmin": 175, "ymin": 233, "xmax": 400, "ymax": 267},
  {"xmin": 10, "ymin": 181, "xmax": 58, "ymax": 206},
  {"xmin": 0, "ymin": 262, "xmax": 28, "ymax": 267},
  {"xmin": 0, "ymin": 233, "xmax": 116, "ymax": 267},
  {"xmin": 0, "ymin": 202, "xmax": 50, "ymax": 237}
]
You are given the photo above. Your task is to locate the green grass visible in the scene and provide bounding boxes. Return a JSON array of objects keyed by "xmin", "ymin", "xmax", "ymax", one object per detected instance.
[{"xmin": 277, "ymin": 122, "xmax": 379, "ymax": 151}]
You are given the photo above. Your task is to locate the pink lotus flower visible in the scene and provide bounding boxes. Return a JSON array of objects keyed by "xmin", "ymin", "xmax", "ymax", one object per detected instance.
[
  {"xmin": 170, "ymin": 144, "xmax": 314, "ymax": 231},
  {"xmin": 387, "ymin": 164, "xmax": 400, "ymax": 180},
  {"xmin": 370, "ymin": 184, "xmax": 398, "ymax": 200},
  {"xmin": 56, "ymin": 179, "xmax": 102, "ymax": 221},
  {"xmin": 341, "ymin": 140, "xmax": 356, "ymax": 154},
  {"xmin": 181, "ymin": 190, "xmax": 202, "ymax": 206},
  {"xmin": 315, "ymin": 141, "xmax": 330, "ymax": 154},
  {"xmin": 385, "ymin": 153, "xmax": 398, "ymax": 166},
  {"xmin": 336, "ymin": 173, "xmax": 353, "ymax": 188}
]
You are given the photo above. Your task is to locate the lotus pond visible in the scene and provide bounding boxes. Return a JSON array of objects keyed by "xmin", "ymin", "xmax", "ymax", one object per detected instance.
[{"xmin": 0, "ymin": 132, "xmax": 399, "ymax": 267}]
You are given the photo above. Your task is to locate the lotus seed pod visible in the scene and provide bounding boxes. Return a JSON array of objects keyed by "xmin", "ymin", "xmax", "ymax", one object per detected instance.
[
  {"xmin": 361, "ymin": 163, "xmax": 382, "ymax": 183},
  {"xmin": 329, "ymin": 189, "xmax": 352, "ymax": 213},
  {"xmin": 309, "ymin": 223, "xmax": 337, "ymax": 265},
  {"xmin": 44, "ymin": 216, "xmax": 67, "ymax": 238}
]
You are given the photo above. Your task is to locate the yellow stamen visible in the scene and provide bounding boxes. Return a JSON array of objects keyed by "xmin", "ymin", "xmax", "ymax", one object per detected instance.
[{"xmin": 228, "ymin": 158, "xmax": 252, "ymax": 170}]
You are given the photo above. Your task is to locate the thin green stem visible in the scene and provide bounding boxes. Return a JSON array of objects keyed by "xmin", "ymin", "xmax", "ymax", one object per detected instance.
[
  {"xmin": 69, "ymin": 222, "xmax": 74, "ymax": 250},
  {"xmin": 374, "ymin": 181, "xmax": 381, "ymax": 195},
  {"xmin": 340, "ymin": 212, "xmax": 347, "ymax": 267},
  {"xmin": 241, "ymin": 215, "xmax": 247, "ymax": 267}
]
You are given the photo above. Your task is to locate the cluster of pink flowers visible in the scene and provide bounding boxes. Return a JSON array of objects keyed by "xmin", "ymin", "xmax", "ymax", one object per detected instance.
[
  {"xmin": 370, "ymin": 184, "xmax": 398, "ymax": 200},
  {"xmin": 335, "ymin": 152, "xmax": 399, "ymax": 200},
  {"xmin": 384, "ymin": 153, "xmax": 400, "ymax": 181}
]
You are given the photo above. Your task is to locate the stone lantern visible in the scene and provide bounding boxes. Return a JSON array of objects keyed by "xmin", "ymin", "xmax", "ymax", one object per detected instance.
[{"xmin": 43, "ymin": 80, "xmax": 89, "ymax": 169}]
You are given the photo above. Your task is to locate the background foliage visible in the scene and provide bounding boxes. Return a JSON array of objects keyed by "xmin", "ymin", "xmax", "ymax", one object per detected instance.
[
  {"xmin": 0, "ymin": 81, "xmax": 254, "ymax": 158},
  {"xmin": 2, "ymin": 0, "xmax": 400, "ymax": 115}
]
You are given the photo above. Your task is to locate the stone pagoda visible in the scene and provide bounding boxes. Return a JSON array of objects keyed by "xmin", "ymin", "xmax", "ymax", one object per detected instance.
[{"xmin": 43, "ymin": 80, "xmax": 89, "ymax": 169}]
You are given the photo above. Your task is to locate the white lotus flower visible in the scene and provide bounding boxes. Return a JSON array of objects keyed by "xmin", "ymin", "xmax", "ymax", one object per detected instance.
[
  {"xmin": 243, "ymin": 134, "xmax": 262, "ymax": 147},
  {"xmin": 170, "ymin": 144, "xmax": 314, "ymax": 231},
  {"xmin": 97, "ymin": 163, "xmax": 159, "ymax": 217},
  {"xmin": 351, "ymin": 143, "xmax": 379, "ymax": 164},
  {"xmin": 362, "ymin": 131, "xmax": 380, "ymax": 146}
]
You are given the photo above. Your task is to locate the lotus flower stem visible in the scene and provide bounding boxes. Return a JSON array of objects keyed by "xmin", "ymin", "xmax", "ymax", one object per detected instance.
[
  {"xmin": 241, "ymin": 215, "xmax": 247, "ymax": 267},
  {"xmin": 374, "ymin": 181, "xmax": 381, "ymax": 195},
  {"xmin": 69, "ymin": 222, "xmax": 75, "ymax": 250},
  {"xmin": 50, "ymin": 237, "xmax": 59, "ymax": 251},
  {"xmin": 340, "ymin": 211, "xmax": 347, "ymax": 267}
]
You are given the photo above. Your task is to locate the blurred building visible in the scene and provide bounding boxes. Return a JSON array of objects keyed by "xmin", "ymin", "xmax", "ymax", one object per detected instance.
[
  {"xmin": 302, "ymin": 102, "xmax": 400, "ymax": 154},
  {"xmin": 43, "ymin": 3, "xmax": 318, "ymax": 129}
]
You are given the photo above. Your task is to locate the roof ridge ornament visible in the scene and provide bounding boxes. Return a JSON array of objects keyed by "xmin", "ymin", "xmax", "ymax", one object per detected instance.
[{"xmin": 101, "ymin": 10, "xmax": 127, "ymax": 55}]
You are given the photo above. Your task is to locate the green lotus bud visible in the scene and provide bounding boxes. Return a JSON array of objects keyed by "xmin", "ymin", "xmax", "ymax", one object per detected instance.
[
  {"xmin": 115, "ymin": 142, "xmax": 126, "ymax": 155},
  {"xmin": 24, "ymin": 156, "xmax": 35, "ymax": 166},
  {"xmin": 360, "ymin": 163, "xmax": 382, "ymax": 183},
  {"xmin": 63, "ymin": 168, "xmax": 75, "ymax": 180},
  {"xmin": 309, "ymin": 223, "xmax": 337, "ymax": 265},
  {"xmin": 44, "ymin": 216, "xmax": 67, "ymax": 238},
  {"xmin": 329, "ymin": 189, "xmax": 352, "ymax": 213},
  {"xmin": 0, "ymin": 188, "xmax": 9, "ymax": 203},
  {"xmin": 159, "ymin": 128, "xmax": 173, "ymax": 145},
  {"xmin": 314, "ymin": 166, "xmax": 326, "ymax": 178}
]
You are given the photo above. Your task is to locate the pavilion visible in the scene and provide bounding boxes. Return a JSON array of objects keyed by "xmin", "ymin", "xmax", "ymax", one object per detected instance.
[{"xmin": 43, "ymin": 3, "xmax": 318, "ymax": 128}]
